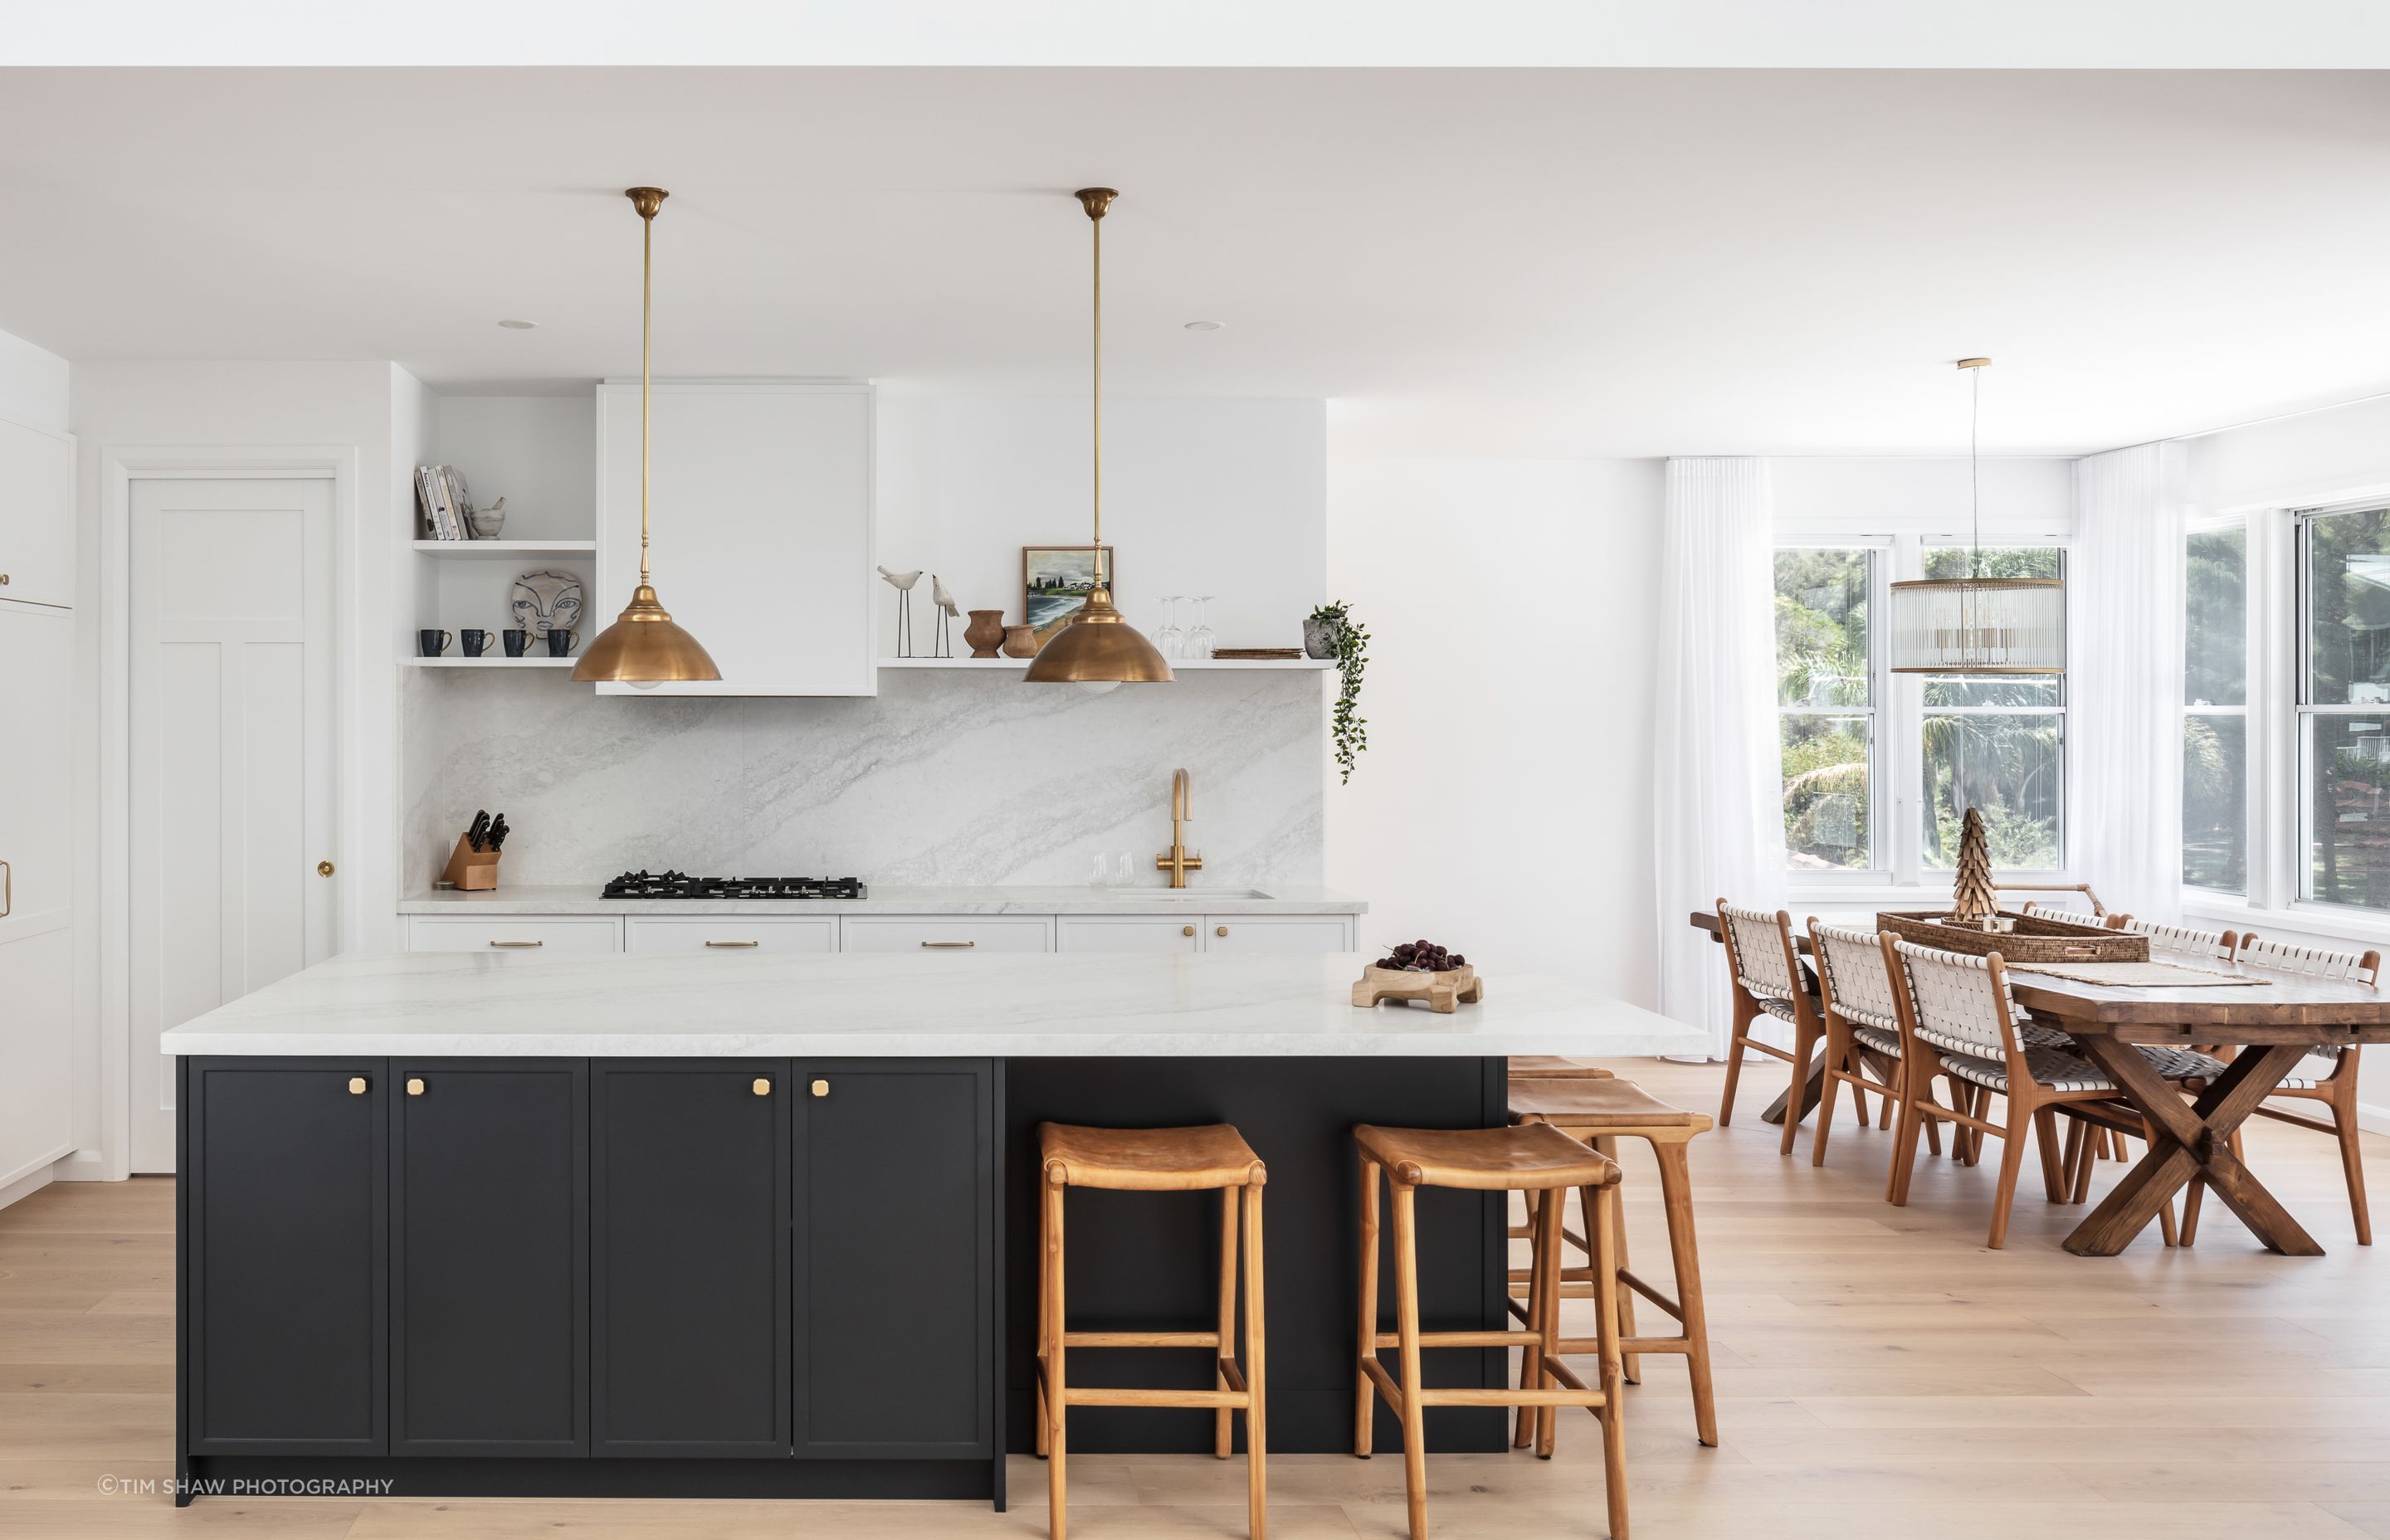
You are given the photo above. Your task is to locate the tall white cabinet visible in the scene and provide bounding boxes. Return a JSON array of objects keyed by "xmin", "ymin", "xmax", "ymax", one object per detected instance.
[
  {"xmin": 594, "ymin": 378, "xmax": 875, "ymax": 696},
  {"xmin": 0, "ymin": 412, "xmax": 76, "ymax": 1196}
]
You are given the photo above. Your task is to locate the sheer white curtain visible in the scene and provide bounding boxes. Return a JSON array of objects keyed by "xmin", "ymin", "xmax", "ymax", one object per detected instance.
[
  {"xmin": 1654, "ymin": 457, "xmax": 1787, "ymax": 1056},
  {"xmin": 2072, "ymin": 441, "xmax": 2189, "ymax": 922}
]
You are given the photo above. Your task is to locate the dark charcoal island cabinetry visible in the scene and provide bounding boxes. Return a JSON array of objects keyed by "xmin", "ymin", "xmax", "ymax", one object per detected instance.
[{"xmin": 175, "ymin": 1055, "xmax": 1001, "ymax": 1504}]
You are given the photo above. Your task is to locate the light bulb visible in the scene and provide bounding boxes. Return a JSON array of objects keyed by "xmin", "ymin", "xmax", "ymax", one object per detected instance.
[
  {"xmin": 629, "ymin": 680, "xmax": 663, "ymax": 691},
  {"xmin": 1076, "ymin": 680, "xmax": 1121, "ymax": 696}
]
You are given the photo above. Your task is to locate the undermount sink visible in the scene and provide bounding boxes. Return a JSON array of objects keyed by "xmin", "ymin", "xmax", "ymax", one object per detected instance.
[{"xmin": 1134, "ymin": 889, "xmax": 1271, "ymax": 901}]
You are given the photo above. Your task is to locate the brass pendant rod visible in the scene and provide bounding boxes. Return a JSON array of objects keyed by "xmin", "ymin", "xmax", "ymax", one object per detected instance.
[
  {"xmin": 1090, "ymin": 196, "xmax": 1104, "ymax": 582},
  {"xmin": 639, "ymin": 197, "xmax": 655, "ymax": 587}
]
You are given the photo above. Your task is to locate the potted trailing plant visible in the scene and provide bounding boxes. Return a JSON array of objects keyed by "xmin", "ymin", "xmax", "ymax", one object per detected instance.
[{"xmin": 1306, "ymin": 602, "xmax": 1369, "ymax": 784}]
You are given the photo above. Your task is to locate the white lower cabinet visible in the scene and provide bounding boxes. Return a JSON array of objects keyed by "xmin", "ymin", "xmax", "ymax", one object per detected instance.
[
  {"xmin": 1056, "ymin": 916, "xmax": 1206, "ymax": 953},
  {"xmin": 1202, "ymin": 915, "xmax": 1357, "ymax": 953},
  {"xmin": 627, "ymin": 916, "xmax": 837, "ymax": 954},
  {"xmin": 406, "ymin": 917, "xmax": 624, "ymax": 953},
  {"xmin": 840, "ymin": 916, "xmax": 1054, "ymax": 953}
]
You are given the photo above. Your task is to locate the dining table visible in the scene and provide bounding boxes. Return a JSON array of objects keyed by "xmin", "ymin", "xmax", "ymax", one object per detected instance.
[{"xmin": 1688, "ymin": 910, "xmax": 2390, "ymax": 1255}]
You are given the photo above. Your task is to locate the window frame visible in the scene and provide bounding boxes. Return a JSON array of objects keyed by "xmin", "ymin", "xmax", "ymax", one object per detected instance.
[
  {"xmin": 1774, "ymin": 536, "xmax": 1890, "ymax": 884},
  {"xmin": 2181, "ymin": 514, "xmax": 2250, "ymax": 899},
  {"xmin": 2290, "ymin": 500, "xmax": 2390, "ymax": 918},
  {"xmin": 1780, "ymin": 529, "xmax": 2075, "ymax": 894}
]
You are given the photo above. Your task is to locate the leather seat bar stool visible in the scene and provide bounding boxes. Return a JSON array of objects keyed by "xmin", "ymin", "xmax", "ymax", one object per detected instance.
[
  {"xmin": 1507, "ymin": 1076, "xmax": 1719, "ymax": 1450},
  {"xmin": 1509, "ymin": 1056, "xmax": 1616, "ymax": 1079},
  {"xmin": 1037, "ymin": 1123, "xmax": 1268, "ymax": 1540},
  {"xmin": 1354, "ymin": 1122, "xmax": 1630, "ymax": 1540}
]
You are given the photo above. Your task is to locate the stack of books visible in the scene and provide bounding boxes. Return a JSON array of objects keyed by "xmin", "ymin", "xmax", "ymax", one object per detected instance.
[{"xmin": 415, "ymin": 465, "xmax": 477, "ymax": 540}]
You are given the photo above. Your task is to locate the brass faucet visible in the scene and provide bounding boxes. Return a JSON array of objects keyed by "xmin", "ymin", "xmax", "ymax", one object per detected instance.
[{"xmin": 1155, "ymin": 768, "xmax": 1203, "ymax": 888}]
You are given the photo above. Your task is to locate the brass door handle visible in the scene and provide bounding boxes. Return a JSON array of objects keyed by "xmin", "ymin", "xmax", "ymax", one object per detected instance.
[
  {"xmin": 920, "ymin": 940, "xmax": 976, "ymax": 948},
  {"xmin": 1183, "ymin": 924, "xmax": 1195, "ymax": 937},
  {"xmin": 752, "ymin": 1078, "xmax": 772, "ymax": 1096},
  {"xmin": 489, "ymin": 939, "xmax": 544, "ymax": 948},
  {"xmin": 811, "ymin": 1079, "xmax": 830, "ymax": 1097},
  {"xmin": 407, "ymin": 1078, "xmax": 425, "ymax": 1096},
  {"xmin": 317, "ymin": 860, "xmax": 335, "ymax": 877},
  {"xmin": 1216, "ymin": 925, "xmax": 1228, "ymax": 938},
  {"xmin": 348, "ymin": 1077, "xmax": 368, "ymax": 1095},
  {"xmin": 706, "ymin": 939, "xmax": 759, "ymax": 948}
]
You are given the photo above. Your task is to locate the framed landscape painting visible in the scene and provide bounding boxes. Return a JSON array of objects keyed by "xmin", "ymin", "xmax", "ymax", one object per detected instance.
[{"xmin": 1023, "ymin": 544, "xmax": 1115, "ymax": 641}]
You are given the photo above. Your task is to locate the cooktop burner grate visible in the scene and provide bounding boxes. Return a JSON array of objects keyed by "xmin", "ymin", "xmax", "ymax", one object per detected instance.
[{"xmin": 601, "ymin": 870, "xmax": 868, "ymax": 901}]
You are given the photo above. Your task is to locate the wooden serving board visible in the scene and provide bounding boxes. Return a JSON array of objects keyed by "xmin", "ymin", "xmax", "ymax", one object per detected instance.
[{"xmin": 1352, "ymin": 963, "xmax": 1483, "ymax": 1015}]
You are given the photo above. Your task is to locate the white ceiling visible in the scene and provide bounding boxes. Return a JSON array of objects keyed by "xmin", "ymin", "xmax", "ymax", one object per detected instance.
[{"xmin": 2, "ymin": 66, "xmax": 2386, "ymax": 457}]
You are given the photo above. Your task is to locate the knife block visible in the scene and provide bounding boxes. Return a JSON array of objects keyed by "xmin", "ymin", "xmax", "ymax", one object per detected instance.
[{"xmin": 441, "ymin": 835, "xmax": 500, "ymax": 891}]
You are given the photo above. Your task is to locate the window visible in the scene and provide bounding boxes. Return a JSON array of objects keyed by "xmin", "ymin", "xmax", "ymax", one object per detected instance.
[
  {"xmin": 2300, "ymin": 505, "xmax": 2390, "ymax": 912},
  {"xmin": 1775, "ymin": 548, "xmax": 1875, "ymax": 872},
  {"xmin": 1917, "ymin": 544, "xmax": 2066, "ymax": 872},
  {"xmin": 2183, "ymin": 524, "xmax": 2246, "ymax": 893}
]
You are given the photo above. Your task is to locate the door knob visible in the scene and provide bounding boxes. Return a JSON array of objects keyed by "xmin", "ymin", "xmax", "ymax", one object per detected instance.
[
  {"xmin": 407, "ymin": 1078, "xmax": 425, "ymax": 1096},
  {"xmin": 317, "ymin": 860, "xmax": 335, "ymax": 877}
]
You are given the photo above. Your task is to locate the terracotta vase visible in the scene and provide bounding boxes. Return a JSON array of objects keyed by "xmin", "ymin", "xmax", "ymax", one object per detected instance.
[
  {"xmin": 1002, "ymin": 623, "xmax": 1041, "ymax": 658},
  {"xmin": 963, "ymin": 609, "xmax": 1007, "ymax": 659}
]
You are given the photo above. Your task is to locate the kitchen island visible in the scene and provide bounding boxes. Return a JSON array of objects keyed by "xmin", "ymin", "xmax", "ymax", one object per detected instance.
[{"xmin": 162, "ymin": 949, "xmax": 1701, "ymax": 1506}]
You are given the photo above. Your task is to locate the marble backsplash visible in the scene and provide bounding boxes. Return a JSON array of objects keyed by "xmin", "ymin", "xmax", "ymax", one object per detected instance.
[{"xmin": 401, "ymin": 666, "xmax": 1326, "ymax": 893}]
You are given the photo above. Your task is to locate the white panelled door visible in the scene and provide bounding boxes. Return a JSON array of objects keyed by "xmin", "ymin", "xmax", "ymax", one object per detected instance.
[{"xmin": 129, "ymin": 478, "xmax": 335, "ymax": 1172}]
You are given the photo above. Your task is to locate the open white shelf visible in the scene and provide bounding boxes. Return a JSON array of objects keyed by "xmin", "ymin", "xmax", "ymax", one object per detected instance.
[
  {"xmin": 877, "ymin": 656, "xmax": 1330, "ymax": 671},
  {"xmin": 412, "ymin": 539, "xmax": 598, "ymax": 557},
  {"xmin": 405, "ymin": 655, "xmax": 579, "ymax": 669}
]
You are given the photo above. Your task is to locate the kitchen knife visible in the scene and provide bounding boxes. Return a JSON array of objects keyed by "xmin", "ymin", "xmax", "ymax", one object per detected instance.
[
  {"xmin": 466, "ymin": 810, "xmax": 490, "ymax": 852},
  {"xmin": 488, "ymin": 814, "xmax": 510, "ymax": 852}
]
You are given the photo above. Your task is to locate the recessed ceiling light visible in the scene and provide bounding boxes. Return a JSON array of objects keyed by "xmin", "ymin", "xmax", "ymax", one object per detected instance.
[
  {"xmin": 496, "ymin": 319, "xmax": 538, "ymax": 330},
  {"xmin": 1183, "ymin": 319, "xmax": 1226, "ymax": 332}
]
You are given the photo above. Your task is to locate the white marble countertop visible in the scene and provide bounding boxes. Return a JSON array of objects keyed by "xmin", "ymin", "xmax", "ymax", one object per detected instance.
[
  {"xmin": 160, "ymin": 950, "xmax": 1705, "ymax": 1060},
  {"xmin": 398, "ymin": 884, "xmax": 1367, "ymax": 916}
]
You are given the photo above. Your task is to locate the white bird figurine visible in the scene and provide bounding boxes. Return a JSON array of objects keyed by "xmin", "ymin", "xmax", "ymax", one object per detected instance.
[
  {"xmin": 930, "ymin": 575, "xmax": 961, "ymax": 657},
  {"xmin": 878, "ymin": 568, "xmax": 924, "ymax": 656}
]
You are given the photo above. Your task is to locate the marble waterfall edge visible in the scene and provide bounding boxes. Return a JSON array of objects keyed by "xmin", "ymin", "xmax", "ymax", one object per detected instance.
[{"xmin": 402, "ymin": 665, "xmax": 1327, "ymax": 892}]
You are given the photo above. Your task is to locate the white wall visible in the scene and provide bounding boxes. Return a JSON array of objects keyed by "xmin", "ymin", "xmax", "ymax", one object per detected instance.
[
  {"xmin": 432, "ymin": 393, "xmax": 593, "ymax": 543},
  {"xmin": 0, "ymin": 328, "xmax": 69, "ymax": 433},
  {"xmin": 1326, "ymin": 456, "xmax": 1666, "ymax": 997},
  {"xmin": 877, "ymin": 394, "xmax": 1325, "ymax": 655}
]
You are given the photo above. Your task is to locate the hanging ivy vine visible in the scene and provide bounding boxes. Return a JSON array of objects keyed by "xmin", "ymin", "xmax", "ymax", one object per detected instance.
[{"xmin": 1310, "ymin": 602, "xmax": 1369, "ymax": 784}]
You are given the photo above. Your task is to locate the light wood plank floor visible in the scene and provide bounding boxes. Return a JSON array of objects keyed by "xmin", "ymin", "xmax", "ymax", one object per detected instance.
[{"xmin": 4, "ymin": 1058, "xmax": 2387, "ymax": 1538}]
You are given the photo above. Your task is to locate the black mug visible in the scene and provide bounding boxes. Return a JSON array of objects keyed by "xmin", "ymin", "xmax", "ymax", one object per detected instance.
[
  {"xmin": 544, "ymin": 627, "xmax": 580, "ymax": 658},
  {"xmin": 460, "ymin": 629, "xmax": 491, "ymax": 658},
  {"xmin": 501, "ymin": 628, "xmax": 529, "ymax": 658},
  {"xmin": 417, "ymin": 629, "xmax": 451, "ymax": 658}
]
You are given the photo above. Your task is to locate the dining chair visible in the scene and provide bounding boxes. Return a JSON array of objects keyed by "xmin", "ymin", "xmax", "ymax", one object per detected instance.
[
  {"xmin": 1806, "ymin": 921, "xmax": 1943, "ymax": 1168},
  {"xmin": 1714, "ymin": 900, "xmax": 1822, "ymax": 1153},
  {"xmin": 1882, "ymin": 937, "xmax": 2224, "ymax": 1248},
  {"xmin": 2179, "ymin": 934, "xmax": 2378, "ymax": 1246},
  {"xmin": 2110, "ymin": 916, "xmax": 2242, "ymax": 963}
]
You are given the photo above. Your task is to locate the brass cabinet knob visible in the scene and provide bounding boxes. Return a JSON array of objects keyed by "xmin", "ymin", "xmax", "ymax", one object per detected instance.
[
  {"xmin": 317, "ymin": 860, "xmax": 335, "ymax": 877},
  {"xmin": 752, "ymin": 1078, "xmax": 772, "ymax": 1096},
  {"xmin": 348, "ymin": 1077, "xmax": 367, "ymax": 1095},
  {"xmin": 1182, "ymin": 924, "xmax": 1195, "ymax": 937},
  {"xmin": 407, "ymin": 1078, "xmax": 426, "ymax": 1096},
  {"xmin": 1216, "ymin": 925, "xmax": 1229, "ymax": 938},
  {"xmin": 811, "ymin": 1079, "xmax": 830, "ymax": 1098},
  {"xmin": 0, "ymin": 573, "xmax": 9, "ymax": 584}
]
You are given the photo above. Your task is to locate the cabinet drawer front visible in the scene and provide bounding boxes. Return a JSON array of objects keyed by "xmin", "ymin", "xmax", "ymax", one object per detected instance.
[
  {"xmin": 406, "ymin": 917, "xmax": 622, "ymax": 953},
  {"xmin": 1056, "ymin": 916, "xmax": 1204, "ymax": 953},
  {"xmin": 391, "ymin": 1060, "xmax": 587, "ymax": 1456},
  {"xmin": 840, "ymin": 917, "xmax": 1051, "ymax": 953},
  {"xmin": 1204, "ymin": 915, "xmax": 1355, "ymax": 953},
  {"xmin": 627, "ymin": 916, "xmax": 837, "ymax": 954},
  {"xmin": 186, "ymin": 1059, "xmax": 387, "ymax": 1456}
]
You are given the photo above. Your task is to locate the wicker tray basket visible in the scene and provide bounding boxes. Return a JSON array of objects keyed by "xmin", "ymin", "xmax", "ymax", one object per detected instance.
[{"xmin": 1875, "ymin": 909, "xmax": 2149, "ymax": 963}]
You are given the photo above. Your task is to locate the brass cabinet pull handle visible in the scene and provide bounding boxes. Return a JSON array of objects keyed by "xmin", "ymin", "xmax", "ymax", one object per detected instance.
[
  {"xmin": 489, "ymin": 939, "xmax": 544, "ymax": 948},
  {"xmin": 752, "ymin": 1078, "xmax": 772, "ymax": 1096},
  {"xmin": 706, "ymin": 939, "xmax": 760, "ymax": 948},
  {"xmin": 407, "ymin": 1078, "xmax": 426, "ymax": 1096},
  {"xmin": 0, "ymin": 858, "xmax": 9, "ymax": 919},
  {"xmin": 811, "ymin": 1079, "xmax": 830, "ymax": 1098},
  {"xmin": 919, "ymin": 940, "xmax": 976, "ymax": 948},
  {"xmin": 1216, "ymin": 925, "xmax": 1228, "ymax": 938},
  {"xmin": 1183, "ymin": 924, "xmax": 1195, "ymax": 937},
  {"xmin": 348, "ymin": 1077, "xmax": 368, "ymax": 1095}
]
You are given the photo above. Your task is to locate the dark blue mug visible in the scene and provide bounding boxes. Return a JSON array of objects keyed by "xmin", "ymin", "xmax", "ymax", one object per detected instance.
[
  {"xmin": 417, "ymin": 629, "xmax": 451, "ymax": 658},
  {"xmin": 460, "ymin": 629, "xmax": 491, "ymax": 658},
  {"xmin": 502, "ymin": 628, "xmax": 529, "ymax": 658}
]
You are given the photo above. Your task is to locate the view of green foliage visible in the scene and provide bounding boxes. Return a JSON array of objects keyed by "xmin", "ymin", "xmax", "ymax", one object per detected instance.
[
  {"xmin": 2183, "ymin": 526, "xmax": 2246, "ymax": 892},
  {"xmin": 1774, "ymin": 551, "xmax": 1871, "ymax": 869},
  {"xmin": 2304, "ymin": 509, "xmax": 2390, "ymax": 909}
]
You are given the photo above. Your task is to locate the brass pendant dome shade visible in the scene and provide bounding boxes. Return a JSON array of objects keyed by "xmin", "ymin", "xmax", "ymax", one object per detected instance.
[
  {"xmin": 1023, "ymin": 188, "xmax": 1173, "ymax": 687},
  {"xmin": 574, "ymin": 187, "xmax": 722, "ymax": 685}
]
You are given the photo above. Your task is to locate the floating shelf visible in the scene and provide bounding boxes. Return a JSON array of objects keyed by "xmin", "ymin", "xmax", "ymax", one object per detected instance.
[
  {"xmin": 405, "ymin": 655, "xmax": 579, "ymax": 669},
  {"xmin": 412, "ymin": 539, "xmax": 598, "ymax": 557},
  {"xmin": 876, "ymin": 656, "xmax": 1330, "ymax": 671}
]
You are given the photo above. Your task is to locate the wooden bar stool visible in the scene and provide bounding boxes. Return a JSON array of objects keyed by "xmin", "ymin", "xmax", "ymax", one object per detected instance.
[
  {"xmin": 1510, "ymin": 1056, "xmax": 1616, "ymax": 1079},
  {"xmin": 1037, "ymin": 1123, "xmax": 1268, "ymax": 1540},
  {"xmin": 1354, "ymin": 1122, "xmax": 1629, "ymax": 1540},
  {"xmin": 1507, "ymin": 1077, "xmax": 1719, "ymax": 1449}
]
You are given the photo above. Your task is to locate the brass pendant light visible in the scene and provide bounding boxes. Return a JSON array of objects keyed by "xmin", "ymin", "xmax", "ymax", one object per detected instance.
[
  {"xmin": 1886, "ymin": 358, "xmax": 2066, "ymax": 675},
  {"xmin": 573, "ymin": 187, "xmax": 723, "ymax": 685},
  {"xmin": 1023, "ymin": 188, "xmax": 1174, "ymax": 689}
]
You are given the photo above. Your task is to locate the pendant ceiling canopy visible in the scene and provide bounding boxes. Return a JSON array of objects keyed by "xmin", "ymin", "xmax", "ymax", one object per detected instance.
[
  {"xmin": 1886, "ymin": 358, "xmax": 2066, "ymax": 675},
  {"xmin": 1023, "ymin": 188, "xmax": 1174, "ymax": 689},
  {"xmin": 573, "ymin": 186, "xmax": 722, "ymax": 686}
]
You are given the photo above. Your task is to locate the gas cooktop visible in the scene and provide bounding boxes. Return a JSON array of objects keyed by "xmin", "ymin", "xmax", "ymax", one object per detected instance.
[{"xmin": 601, "ymin": 870, "xmax": 868, "ymax": 901}]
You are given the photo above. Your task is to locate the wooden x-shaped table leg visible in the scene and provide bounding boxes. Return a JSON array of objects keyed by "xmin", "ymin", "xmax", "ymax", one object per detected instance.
[{"xmin": 2063, "ymin": 1040, "xmax": 2319, "ymax": 1257}]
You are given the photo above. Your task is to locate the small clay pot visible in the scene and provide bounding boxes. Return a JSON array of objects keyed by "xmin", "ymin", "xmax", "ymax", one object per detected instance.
[
  {"xmin": 1002, "ymin": 623, "xmax": 1041, "ymax": 658},
  {"xmin": 963, "ymin": 609, "xmax": 1007, "ymax": 658},
  {"xmin": 1304, "ymin": 616, "xmax": 1344, "ymax": 660}
]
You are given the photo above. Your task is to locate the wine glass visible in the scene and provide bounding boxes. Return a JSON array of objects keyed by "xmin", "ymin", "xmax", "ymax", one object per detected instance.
[
  {"xmin": 1156, "ymin": 596, "xmax": 1185, "ymax": 660},
  {"xmin": 1188, "ymin": 596, "xmax": 1216, "ymax": 660}
]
